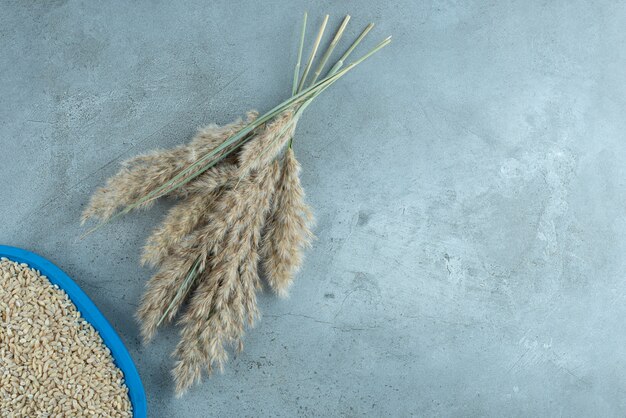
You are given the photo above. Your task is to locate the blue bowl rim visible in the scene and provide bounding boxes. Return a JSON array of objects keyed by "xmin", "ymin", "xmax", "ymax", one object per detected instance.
[{"xmin": 0, "ymin": 245, "xmax": 147, "ymax": 417}]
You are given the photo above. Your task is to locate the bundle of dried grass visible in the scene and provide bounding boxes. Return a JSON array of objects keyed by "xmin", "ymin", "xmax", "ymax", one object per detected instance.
[{"xmin": 82, "ymin": 13, "xmax": 390, "ymax": 396}]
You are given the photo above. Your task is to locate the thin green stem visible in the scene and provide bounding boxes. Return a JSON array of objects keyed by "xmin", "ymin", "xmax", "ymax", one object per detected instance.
[
  {"xmin": 292, "ymin": 12, "xmax": 308, "ymax": 96},
  {"xmin": 309, "ymin": 15, "xmax": 350, "ymax": 86},
  {"xmin": 327, "ymin": 23, "xmax": 374, "ymax": 76},
  {"xmin": 332, "ymin": 35, "xmax": 391, "ymax": 79},
  {"xmin": 289, "ymin": 12, "xmax": 308, "ymax": 148},
  {"xmin": 157, "ymin": 256, "xmax": 202, "ymax": 327},
  {"xmin": 297, "ymin": 14, "xmax": 329, "ymax": 93}
]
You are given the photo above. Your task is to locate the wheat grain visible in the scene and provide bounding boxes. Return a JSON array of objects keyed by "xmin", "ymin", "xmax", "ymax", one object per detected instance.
[{"xmin": 0, "ymin": 257, "xmax": 132, "ymax": 417}]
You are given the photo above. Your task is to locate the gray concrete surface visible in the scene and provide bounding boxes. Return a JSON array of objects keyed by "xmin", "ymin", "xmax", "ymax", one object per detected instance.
[{"xmin": 2, "ymin": 0, "xmax": 626, "ymax": 416}]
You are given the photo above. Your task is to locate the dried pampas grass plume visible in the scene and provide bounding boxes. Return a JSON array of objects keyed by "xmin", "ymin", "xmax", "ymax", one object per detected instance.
[
  {"xmin": 236, "ymin": 110, "xmax": 295, "ymax": 178},
  {"xmin": 261, "ymin": 148, "xmax": 314, "ymax": 297},
  {"xmin": 136, "ymin": 241, "xmax": 204, "ymax": 343},
  {"xmin": 81, "ymin": 113, "xmax": 256, "ymax": 224},
  {"xmin": 172, "ymin": 161, "xmax": 280, "ymax": 396},
  {"xmin": 140, "ymin": 189, "xmax": 218, "ymax": 269}
]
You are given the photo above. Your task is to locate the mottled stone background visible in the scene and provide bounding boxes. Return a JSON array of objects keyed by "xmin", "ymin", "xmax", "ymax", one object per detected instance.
[{"xmin": 2, "ymin": 1, "xmax": 626, "ymax": 416}]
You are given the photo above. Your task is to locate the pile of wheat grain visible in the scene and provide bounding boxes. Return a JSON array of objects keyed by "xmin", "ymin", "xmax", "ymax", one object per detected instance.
[
  {"xmin": 82, "ymin": 13, "xmax": 390, "ymax": 396},
  {"xmin": 0, "ymin": 257, "xmax": 132, "ymax": 417}
]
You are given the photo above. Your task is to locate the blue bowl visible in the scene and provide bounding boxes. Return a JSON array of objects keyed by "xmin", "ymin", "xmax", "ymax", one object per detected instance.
[{"xmin": 0, "ymin": 245, "xmax": 147, "ymax": 418}]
